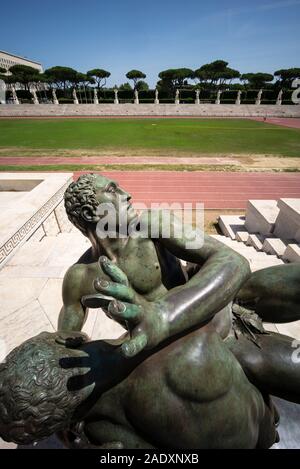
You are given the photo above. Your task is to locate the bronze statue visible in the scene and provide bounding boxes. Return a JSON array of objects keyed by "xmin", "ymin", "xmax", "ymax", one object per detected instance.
[
  {"xmin": 59, "ymin": 173, "xmax": 251, "ymax": 354},
  {"xmin": 0, "ymin": 173, "xmax": 300, "ymax": 448},
  {"xmin": 0, "ymin": 328, "xmax": 277, "ymax": 449}
]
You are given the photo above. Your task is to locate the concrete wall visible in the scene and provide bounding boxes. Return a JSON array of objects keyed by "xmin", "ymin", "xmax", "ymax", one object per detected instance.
[{"xmin": 0, "ymin": 103, "xmax": 299, "ymax": 117}]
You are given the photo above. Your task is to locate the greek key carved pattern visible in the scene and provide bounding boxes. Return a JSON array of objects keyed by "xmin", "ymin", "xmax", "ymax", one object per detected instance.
[{"xmin": 0, "ymin": 181, "xmax": 71, "ymax": 265}]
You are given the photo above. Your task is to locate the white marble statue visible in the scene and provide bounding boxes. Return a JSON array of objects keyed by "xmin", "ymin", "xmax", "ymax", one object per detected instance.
[
  {"xmin": 134, "ymin": 89, "xmax": 139, "ymax": 104},
  {"xmin": 73, "ymin": 88, "xmax": 79, "ymax": 105},
  {"xmin": 52, "ymin": 89, "xmax": 59, "ymax": 105},
  {"xmin": 235, "ymin": 90, "xmax": 241, "ymax": 105},
  {"xmin": 276, "ymin": 89, "xmax": 283, "ymax": 105},
  {"xmin": 155, "ymin": 89, "xmax": 159, "ymax": 104},
  {"xmin": 175, "ymin": 89, "xmax": 180, "ymax": 104},
  {"xmin": 256, "ymin": 89, "xmax": 263, "ymax": 105},
  {"xmin": 114, "ymin": 88, "xmax": 119, "ymax": 104},
  {"xmin": 12, "ymin": 87, "xmax": 19, "ymax": 105},
  {"xmin": 195, "ymin": 89, "xmax": 200, "ymax": 105},
  {"xmin": 94, "ymin": 88, "xmax": 99, "ymax": 105},
  {"xmin": 30, "ymin": 88, "xmax": 39, "ymax": 105},
  {"xmin": 215, "ymin": 90, "xmax": 222, "ymax": 105}
]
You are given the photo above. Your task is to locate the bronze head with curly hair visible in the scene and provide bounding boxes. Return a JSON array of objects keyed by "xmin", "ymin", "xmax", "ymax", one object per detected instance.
[
  {"xmin": 64, "ymin": 173, "xmax": 100, "ymax": 237},
  {"xmin": 64, "ymin": 173, "xmax": 135, "ymax": 241},
  {"xmin": 0, "ymin": 332, "xmax": 92, "ymax": 445}
]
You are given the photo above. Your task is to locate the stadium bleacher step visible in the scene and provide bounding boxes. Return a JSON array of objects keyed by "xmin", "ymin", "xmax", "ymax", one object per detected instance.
[
  {"xmin": 245, "ymin": 233, "xmax": 264, "ymax": 251},
  {"xmin": 262, "ymin": 238, "xmax": 288, "ymax": 258},
  {"xmin": 245, "ymin": 200, "xmax": 279, "ymax": 236},
  {"xmin": 211, "ymin": 234, "xmax": 284, "ymax": 271},
  {"xmin": 274, "ymin": 199, "xmax": 300, "ymax": 242},
  {"xmin": 236, "ymin": 231, "xmax": 249, "ymax": 243},
  {"xmin": 282, "ymin": 244, "xmax": 300, "ymax": 263},
  {"xmin": 218, "ymin": 215, "xmax": 246, "ymax": 239}
]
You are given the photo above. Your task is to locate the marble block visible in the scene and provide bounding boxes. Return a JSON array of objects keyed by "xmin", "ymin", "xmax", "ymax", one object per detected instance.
[
  {"xmin": 274, "ymin": 199, "xmax": 300, "ymax": 242},
  {"xmin": 245, "ymin": 200, "xmax": 279, "ymax": 236}
]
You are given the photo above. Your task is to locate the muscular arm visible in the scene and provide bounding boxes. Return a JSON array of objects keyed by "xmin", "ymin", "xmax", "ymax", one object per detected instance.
[
  {"xmin": 58, "ymin": 265, "xmax": 87, "ymax": 331},
  {"xmin": 155, "ymin": 210, "xmax": 251, "ymax": 339}
]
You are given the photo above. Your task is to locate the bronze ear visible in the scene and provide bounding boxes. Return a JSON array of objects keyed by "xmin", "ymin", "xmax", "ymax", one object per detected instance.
[{"xmin": 80, "ymin": 204, "xmax": 99, "ymax": 223}]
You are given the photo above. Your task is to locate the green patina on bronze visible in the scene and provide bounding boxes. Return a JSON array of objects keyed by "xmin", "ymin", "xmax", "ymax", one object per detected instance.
[{"xmin": 0, "ymin": 173, "xmax": 299, "ymax": 449}]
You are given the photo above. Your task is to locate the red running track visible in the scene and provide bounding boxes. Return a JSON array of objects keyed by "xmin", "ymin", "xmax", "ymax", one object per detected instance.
[
  {"xmin": 251, "ymin": 117, "xmax": 300, "ymax": 129},
  {"xmin": 73, "ymin": 171, "xmax": 300, "ymax": 209}
]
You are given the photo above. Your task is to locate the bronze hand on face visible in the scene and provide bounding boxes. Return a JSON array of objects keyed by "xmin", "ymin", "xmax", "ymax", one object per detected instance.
[{"xmin": 82, "ymin": 256, "xmax": 169, "ymax": 357}]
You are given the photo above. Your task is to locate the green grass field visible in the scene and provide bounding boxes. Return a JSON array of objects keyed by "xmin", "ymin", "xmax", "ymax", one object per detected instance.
[{"xmin": 0, "ymin": 118, "xmax": 299, "ymax": 157}]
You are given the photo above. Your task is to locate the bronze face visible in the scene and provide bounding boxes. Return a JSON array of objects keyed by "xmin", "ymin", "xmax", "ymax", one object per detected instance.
[{"xmin": 92, "ymin": 175, "xmax": 138, "ymax": 229}]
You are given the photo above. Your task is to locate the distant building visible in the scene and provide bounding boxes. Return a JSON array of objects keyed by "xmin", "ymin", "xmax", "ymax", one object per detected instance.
[
  {"xmin": 0, "ymin": 50, "xmax": 43, "ymax": 73},
  {"xmin": 0, "ymin": 51, "xmax": 44, "ymax": 103}
]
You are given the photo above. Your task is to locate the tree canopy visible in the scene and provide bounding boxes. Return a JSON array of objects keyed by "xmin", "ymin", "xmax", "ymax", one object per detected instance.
[
  {"xmin": 135, "ymin": 80, "xmax": 149, "ymax": 91},
  {"xmin": 44, "ymin": 66, "xmax": 78, "ymax": 91},
  {"xmin": 126, "ymin": 70, "xmax": 146, "ymax": 89},
  {"xmin": 74, "ymin": 73, "xmax": 95, "ymax": 88},
  {"xmin": 2, "ymin": 60, "xmax": 298, "ymax": 98},
  {"xmin": 7, "ymin": 65, "xmax": 39, "ymax": 90},
  {"xmin": 194, "ymin": 60, "xmax": 240, "ymax": 86},
  {"xmin": 0, "ymin": 67, "xmax": 7, "ymax": 82},
  {"xmin": 240, "ymin": 72, "xmax": 273, "ymax": 88},
  {"xmin": 87, "ymin": 69, "xmax": 111, "ymax": 89},
  {"xmin": 274, "ymin": 68, "xmax": 300, "ymax": 88},
  {"xmin": 118, "ymin": 82, "xmax": 132, "ymax": 90},
  {"xmin": 158, "ymin": 68, "xmax": 194, "ymax": 90}
]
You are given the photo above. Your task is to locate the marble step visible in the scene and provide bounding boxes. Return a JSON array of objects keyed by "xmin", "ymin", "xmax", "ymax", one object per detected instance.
[
  {"xmin": 212, "ymin": 234, "xmax": 265, "ymax": 252},
  {"xmin": 5, "ymin": 232, "xmax": 90, "ymax": 270},
  {"xmin": 41, "ymin": 232, "xmax": 91, "ymax": 267},
  {"xmin": 245, "ymin": 200, "xmax": 279, "ymax": 236},
  {"xmin": 245, "ymin": 233, "xmax": 264, "ymax": 251},
  {"xmin": 282, "ymin": 244, "xmax": 300, "ymax": 263},
  {"xmin": 247, "ymin": 257, "xmax": 283, "ymax": 271},
  {"xmin": 236, "ymin": 231, "xmax": 249, "ymax": 243},
  {"xmin": 262, "ymin": 238, "xmax": 289, "ymax": 258},
  {"xmin": 274, "ymin": 199, "xmax": 300, "ymax": 242},
  {"xmin": 211, "ymin": 235, "xmax": 284, "ymax": 271},
  {"xmin": 218, "ymin": 214, "xmax": 246, "ymax": 239}
]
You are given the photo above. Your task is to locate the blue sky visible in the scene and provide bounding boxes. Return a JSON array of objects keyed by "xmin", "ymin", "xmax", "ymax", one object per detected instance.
[{"xmin": 1, "ymin": 0, "xmax": 299, "ymax": 87}]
